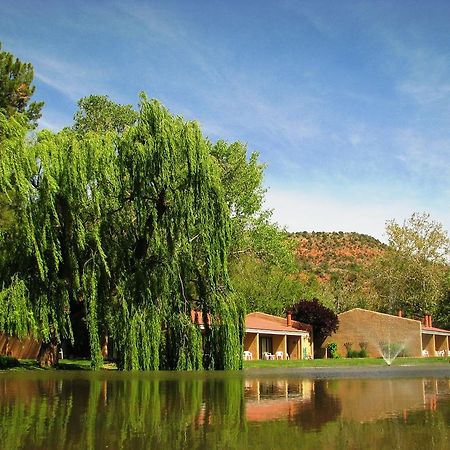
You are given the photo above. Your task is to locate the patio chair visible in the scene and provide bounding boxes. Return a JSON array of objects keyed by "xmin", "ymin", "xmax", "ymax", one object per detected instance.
[
  {"xmin": 422, "ymin": 349, "xmax": 429, "ymax": 357},
  {"xmin": 243, "ymin": 351, "xmax": 252, "ymax": 360},
  {"xmin": 263, "ymin": 352, "xmax": 274, "ymax": 360},
  {"xmin": 275, "ymin": 351, "xmax": 283, "ymax": 360}
]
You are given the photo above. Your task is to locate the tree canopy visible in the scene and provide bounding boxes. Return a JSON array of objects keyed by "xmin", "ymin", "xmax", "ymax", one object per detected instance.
[
  {"xmin": 73, "ymin": 95, "xmax": 138, "ymax": 134},
  {"xmin": 0, "ymin": 96, "xmax": 243, "ymax": 370},
  {"xmin": 371, "ymin": 212, "xmax": 450, "ymax": 318},
  {"xmin": 210, "ymin": 139, "xmax": 302, "ymax": 315},
  {"xmin": 0, "ymin": 42, "xmax": 43, "ymax": 127}
]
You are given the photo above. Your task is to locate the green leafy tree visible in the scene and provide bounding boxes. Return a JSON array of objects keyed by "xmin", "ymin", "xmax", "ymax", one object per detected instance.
[
  {"xmin": 371, "ymin": 212, "xmax": 450, "ymax": 318},
  {"xmin": 0, "ymin": 43, "xmax": 43, "ymax": 235},
  {"xmin": 0, "ymin": 96, "xmax": 242, "ymax": 370},
  {"xmin": 210, "ymin": 139, "xmax": 299, "ymax": 313},
  {"xmin": 73, "ymin": 95, "xmax": 138, "ymax": 134},
  {"xmin": 0, "ymin": 42, "xmax": 43, "ymax": 127},
  {"xmin": 435, "ymin": 288, "xmax": 450, "ymax": 330},
  {"xmin": 230, "ymin": 254, "xmax": 302, "ymax": 316}
]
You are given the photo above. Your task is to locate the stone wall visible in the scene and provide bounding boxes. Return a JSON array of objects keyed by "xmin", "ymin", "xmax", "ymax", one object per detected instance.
[{"xmin": 244, "ymin": 332, "xmax": 258, "ymax": 359}]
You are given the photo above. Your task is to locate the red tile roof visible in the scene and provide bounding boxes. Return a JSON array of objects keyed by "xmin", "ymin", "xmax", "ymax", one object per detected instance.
[
  {"xmin": 421, "ymin": 325, "xmax": 450, "ymax": 335},
  {"xmin": 191, "ymin": 310, "xmax": 312, "ymax": 334},
  {"xmin": 245, "ymin": 312, "xmax": 311, "ymax": 333}
]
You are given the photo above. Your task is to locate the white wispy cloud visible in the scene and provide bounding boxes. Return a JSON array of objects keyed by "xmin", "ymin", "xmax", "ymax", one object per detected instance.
[
  {"xmin": 395, "ymin": 129, "xmax": 450, "ymax": 180},
  {"xmin": 396, "ymin": 49, "xmax": 450, "ymax": 106},
  {"xmin": 265, "ymin": 186, "xmax": 450, "ymax": 241}
]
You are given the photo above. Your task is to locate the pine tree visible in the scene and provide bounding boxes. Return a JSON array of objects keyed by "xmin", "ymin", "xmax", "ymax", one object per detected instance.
[{"xmin": 0, "ymin": 42, "xmax": 44, "ymax": 127}]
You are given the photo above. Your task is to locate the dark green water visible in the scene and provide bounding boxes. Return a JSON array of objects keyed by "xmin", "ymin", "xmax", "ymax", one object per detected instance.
[{"xmin": 1, "ymin": 369, "xmax": 450, "ymax": 449}]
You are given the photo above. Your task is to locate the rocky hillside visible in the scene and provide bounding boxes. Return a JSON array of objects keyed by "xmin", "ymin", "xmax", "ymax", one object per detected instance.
[{"xmin": 290, "ymin": 232, "xmax": 386, "ymax": 282}]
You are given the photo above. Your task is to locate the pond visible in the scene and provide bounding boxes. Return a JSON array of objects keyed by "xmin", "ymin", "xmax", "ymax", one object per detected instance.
[{"xmin": 1, "ymin": 367, "xmax": 450, "ymax": 449}]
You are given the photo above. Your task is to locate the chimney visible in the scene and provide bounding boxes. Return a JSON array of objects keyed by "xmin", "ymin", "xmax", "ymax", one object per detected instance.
[
  {"xmin": 287, "ymin": 312, "xmax": 292, "ymax": 327},
  {"xmin": 429, "ymin": 315, "xmax": 433, "ymax": 328},
  {"xmin": 398, "ymin": 309, "xmax": 402, "ymax": 318}
]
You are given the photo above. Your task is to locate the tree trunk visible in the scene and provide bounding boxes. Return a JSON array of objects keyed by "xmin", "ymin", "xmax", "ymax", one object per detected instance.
[
  {"xmin": 37, "ymin": 339, "xmax": 59, "ymax": 367},
  {"xmin": 101, "ymin": 334, "xmax": 108, "ymax": 359}
]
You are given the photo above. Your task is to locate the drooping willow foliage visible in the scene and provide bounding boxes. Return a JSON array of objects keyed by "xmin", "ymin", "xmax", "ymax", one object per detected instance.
[{"xmin": 0, "ymin": 96, "xmax": 244, "ymax": 370}]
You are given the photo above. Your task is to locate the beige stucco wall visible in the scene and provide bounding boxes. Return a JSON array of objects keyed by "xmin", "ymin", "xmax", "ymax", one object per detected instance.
[
  {"xmin": 302, "ymin": 335, "xmax": 314, "ymax": 359},
  {"xmin": 272, "ymin": 334, "xmax": 286, "ymax": 357},
  {"xmin": 422, "ymin": 333, "xmax": 434, "ymax": 355},
  {"xmin": 244, "ymin": 333, "xmax": 258, "ymax": 359},
  {"xmin": 244, "ymin": 332, "xmax": 313, "ymax": 360},
  {"xmin": 323, "ymin": 309, "xmax": 422, "ymax": 358},
  {"xmin": 434, "ymin": 335, "xmax": 449, "ymax": 354},
  {"xmin": 287, "ymin": 336, "xmax": 300, "ymax": 359}
]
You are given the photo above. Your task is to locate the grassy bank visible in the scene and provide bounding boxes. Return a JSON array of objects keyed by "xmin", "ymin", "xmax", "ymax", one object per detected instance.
[
  {"xmin": 0, "ymin": 358, "xmax": 118, "ymax": 371},
  {"xmin": 2, "ymin": 356, "xmax": 449, "ymax": 371},
  {"xmin": 243, "ymin": 356, "xmax": 450, "ymax": 369}
]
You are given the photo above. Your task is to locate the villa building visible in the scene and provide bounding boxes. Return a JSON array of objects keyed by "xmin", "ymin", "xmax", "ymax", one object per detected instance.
[
  {"xmin": 243, "ymin": 312, "xmax": 313, "ymax": 360},
  {"xmin": 323, "ymin": 308, "xmax": 450, "ymax": 358}
]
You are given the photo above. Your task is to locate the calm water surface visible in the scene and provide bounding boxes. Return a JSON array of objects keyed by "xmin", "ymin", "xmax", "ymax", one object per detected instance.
[{"xmin": 1, "ymin": 369, "xmax": 450, "ymax": 449}]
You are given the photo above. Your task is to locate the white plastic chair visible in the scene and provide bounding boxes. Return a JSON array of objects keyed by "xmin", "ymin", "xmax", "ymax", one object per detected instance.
[
  {"xmin": 275, "ymin": 351, "xmax": 283, "ymax": 360},
  {"xmin": 243, "ymin": 351, "xmax": 252, "ymax": 360},
  {"xmin": 422, "ymin": 349, "xmax": 429, "ymax": 357}
]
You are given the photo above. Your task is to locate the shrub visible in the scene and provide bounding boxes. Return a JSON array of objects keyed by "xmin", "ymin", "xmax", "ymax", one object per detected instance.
[
  {"xmin": 343, "ymin": 342, "xmax": 368, "ymax": 358},
  {"xmin": 358, "ymin": 349, "xmax": 368, "ymax": 358},
  {"xmin": 358, "ymin": 342, "xmax": 368, "ymax": 357},
  {"xmin": 327, "ymin": 342, "xmax": 340, "ymax": 359},
  {"xmin": 0, "ymin": 355, "xmax": 20, "ymax": 369}
]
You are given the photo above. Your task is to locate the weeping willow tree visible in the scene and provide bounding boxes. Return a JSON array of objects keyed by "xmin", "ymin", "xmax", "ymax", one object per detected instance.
[{"xmin": 0, "ymin": 96, "xmax": 243, "ymax": 370}]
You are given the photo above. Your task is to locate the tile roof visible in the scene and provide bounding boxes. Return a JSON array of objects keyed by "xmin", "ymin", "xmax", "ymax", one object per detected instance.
[
  {"xmin": 421, "ymin": 325, "xmax": 450, "ymax": 335},
  {"xmin": 245, "ymin": 312, "xmax": 311, "ymax": 333},
  {"xmin": 191, "ymin": 310, "xmax": 312, "ymax": 334}
]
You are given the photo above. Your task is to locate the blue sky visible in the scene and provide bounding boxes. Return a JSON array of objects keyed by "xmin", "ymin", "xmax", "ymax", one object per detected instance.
[{"xmin": 2, "ymin": 0, "xmax": 450, "ymax": 240}]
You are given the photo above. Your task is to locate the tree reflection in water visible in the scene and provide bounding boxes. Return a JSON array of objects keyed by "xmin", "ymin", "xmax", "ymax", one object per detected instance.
[{"xmin": 1, "ymin": 373, "xmax": 450, "ymax": 450}]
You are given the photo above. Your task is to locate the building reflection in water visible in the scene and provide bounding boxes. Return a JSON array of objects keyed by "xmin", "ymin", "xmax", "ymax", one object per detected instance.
[
  {"xmin": 243, "ymin": 377, "xmax": 450, "ymax": 428},
  {"xmin": 244, "ymin": 378, "xmax": 341, "ymax": 430}
]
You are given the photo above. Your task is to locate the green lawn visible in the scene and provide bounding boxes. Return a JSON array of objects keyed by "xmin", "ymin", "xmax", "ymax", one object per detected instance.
[
  {"xmin": 0, "ymin": 358, "xmax": 118, "ymax": 371},
  {"xmin": 2, "ymin": 356, "xmax": 448, "ymax": 372},
  {"xmin": 243, "ymin": 356, "xmax": 450, "ymax": 369},
  {"xmin": 57, "ymin": 359, "xmax": 118, "ymax": 370}
]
